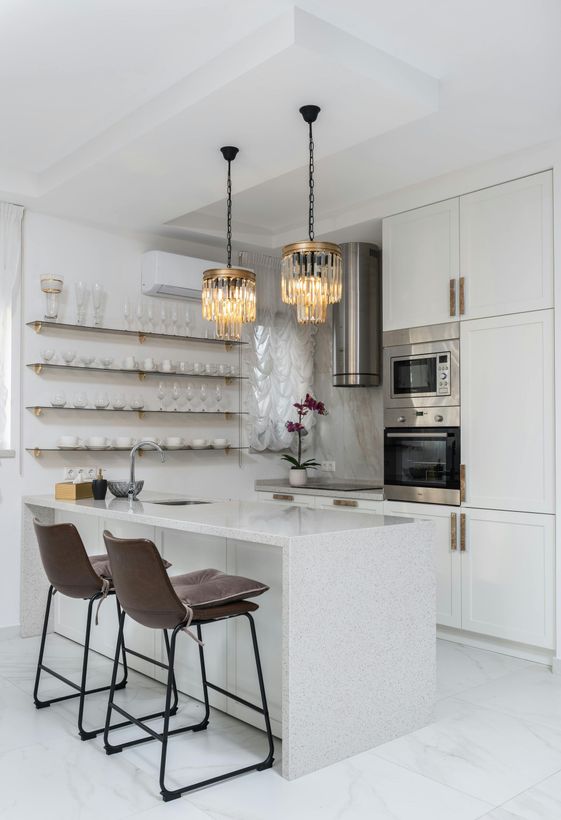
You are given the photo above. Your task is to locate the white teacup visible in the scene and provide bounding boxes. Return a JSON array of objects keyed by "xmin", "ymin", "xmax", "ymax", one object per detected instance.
[
  {"xmin": 86, "ymin": 436, "xmax": 108, "ymax": 447},
  {"xmin": 212, "ymin": 438, "xmax": 229, "ymax": 448},
  {"xmin": 58, "ymin": 435, "xmax": 79, "ymax": 447},
  {"xmin": 115, "ymin": 437, "xmax": 134, "ymax": 448},
  {"xmin": 191, "ymin": 438, "xmax": 209, "ymax": 448}
]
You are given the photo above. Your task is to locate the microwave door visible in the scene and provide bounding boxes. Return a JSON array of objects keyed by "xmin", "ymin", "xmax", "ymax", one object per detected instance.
[{"xmin": 392, "ymin": 356, "xmax": 437, "ymax": 397}]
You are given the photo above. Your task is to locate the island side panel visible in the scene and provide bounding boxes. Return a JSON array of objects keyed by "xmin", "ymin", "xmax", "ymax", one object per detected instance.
[
  {"xmin": 21, "ymin": 503, "xmax": 54, "ymax": 637},
  {"xmin": 282, "ymin": 519, "xmax": 435, "ymax": 780}
]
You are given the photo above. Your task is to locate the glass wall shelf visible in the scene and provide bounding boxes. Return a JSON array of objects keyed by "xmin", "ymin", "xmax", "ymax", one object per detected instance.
[
  {"xmin": 27, "ymin": 363, "xmax": 246, "ymax": 382},
  {"xmin": 26, "ymin": 446, "xmax": 248, "ymax": 457},
  {"xmin": 26, "ymin": 406, "xmax": 246, "ymax": 417},
  {"xmin": 26, "ymin": 320, "xmax": 247, "ymax": 348}
]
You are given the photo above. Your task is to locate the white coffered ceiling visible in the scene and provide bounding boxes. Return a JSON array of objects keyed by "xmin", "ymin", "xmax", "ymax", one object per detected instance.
[{"xmin": 2, "ymin": 0, "xmax": 561, "ymax": 249}]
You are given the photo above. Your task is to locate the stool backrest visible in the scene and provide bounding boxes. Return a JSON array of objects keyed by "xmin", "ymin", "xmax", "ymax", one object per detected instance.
[
  {"xmin": 103, "ymin": 531, "xmax": 186, "ymax": 629},
  {"xmin": 33, "ymin": 520, "xmax": 104, "ymax": 599}
]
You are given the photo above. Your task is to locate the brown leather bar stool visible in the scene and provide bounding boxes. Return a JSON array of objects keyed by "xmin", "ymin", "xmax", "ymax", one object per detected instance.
[
  {"xmin": 32, "ymin": 519, "xmax": 131, "ymax": 739},
  {"xmin": 102, "ymin": 530, "xmax": 275, "ymax": 802}
]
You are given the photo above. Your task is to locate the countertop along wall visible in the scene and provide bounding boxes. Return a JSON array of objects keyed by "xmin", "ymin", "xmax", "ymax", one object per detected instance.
[{"xmin": 1, "ymin": 210, "xmax": 285, "ymax": 633}]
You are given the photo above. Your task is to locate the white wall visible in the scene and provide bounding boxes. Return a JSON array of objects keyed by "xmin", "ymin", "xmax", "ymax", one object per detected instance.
[{"xmin": 1, "ymin": 211, "xmax": 285, "ymax": 632}]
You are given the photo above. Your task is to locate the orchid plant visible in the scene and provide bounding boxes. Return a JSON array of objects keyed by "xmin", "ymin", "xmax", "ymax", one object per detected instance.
[{"xmin": 282, "ymin": 393, "xmax": 327, "ymax": 471}]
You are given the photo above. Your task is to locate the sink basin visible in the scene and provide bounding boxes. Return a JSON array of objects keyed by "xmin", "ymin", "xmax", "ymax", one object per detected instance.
[{"xmin": 147, "ymin": 499, "xmax": 211, "ymax": 506}]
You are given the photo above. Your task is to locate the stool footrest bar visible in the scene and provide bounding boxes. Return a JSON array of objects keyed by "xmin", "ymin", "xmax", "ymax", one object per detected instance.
[{"xmin": 206, "ymin": 681, "xmax": 266, "ymax": 714}]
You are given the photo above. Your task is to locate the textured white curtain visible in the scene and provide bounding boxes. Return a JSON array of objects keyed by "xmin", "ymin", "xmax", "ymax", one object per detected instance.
[
  {"xmin": 240, "ymin": 251, "xmax": 316, "ymax": 452},
  {"xmin": 0, "ymin": 203, "xmax": 24, "ymax": 448}
]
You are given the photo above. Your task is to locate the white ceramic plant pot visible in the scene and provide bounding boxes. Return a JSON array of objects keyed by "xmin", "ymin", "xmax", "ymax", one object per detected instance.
[{"xmin": 288, "ymin": 468, "xmax": 307, "ymax": 487}]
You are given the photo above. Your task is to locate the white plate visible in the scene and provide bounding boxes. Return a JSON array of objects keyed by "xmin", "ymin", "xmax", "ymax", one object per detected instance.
[
  {"xmin": 85, "ymin": 444, "xmax": 112, "ymax": 450},
  {"xmin": 57, "ymin": 444, "xmax": 84, "ymax": 450}
]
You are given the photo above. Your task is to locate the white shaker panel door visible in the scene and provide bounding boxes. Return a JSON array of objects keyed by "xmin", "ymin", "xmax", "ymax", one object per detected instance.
[
  {"xmin": 383, "ymin": 198, "xmax": 460, "ymax": 331},
  {"xmin": 383, "ymin": 501, "xmax": 461, "ymax": 629},
  {"xmin": 461, "ymin": 310, "xmax": 554, "ymax": 513},
  {"xmin": 460, "ymin": 171, "xmax": 553, "ymax": 319},
  {"xmin": 460, "ymin": 508, "xmax": 555, "ymax": 648}
]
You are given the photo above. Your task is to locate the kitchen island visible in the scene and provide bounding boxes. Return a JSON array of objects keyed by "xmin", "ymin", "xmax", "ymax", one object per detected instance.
[{"xmin": 22, "ymin": 493, "xmax": 435, "ymax": 779}]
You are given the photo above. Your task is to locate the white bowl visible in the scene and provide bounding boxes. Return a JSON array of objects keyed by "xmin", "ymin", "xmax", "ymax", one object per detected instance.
[
  {"xmin": 164, "ymin": 437, "xmax": 184, "ymax": 448},
  {"xmin": 100, "ymin": 357, "xmax": 114, "ymax": 368},
  {"xmin": 211, "ymin": 438, "xmax": 229, "ymax": 448},
  {"xmin": 41, "ymin": 349, "xmax": 55, "ymax": 362},
  {"xmin": 115, "ymin": 437, "xmax": 134, "ymax": 448},
  {"xmin": 58, "ymin": 436, "xmax": 79, "ymax": 447},
  {"xmin": 190, "ymin": 438, "xmax": 210, "ymax": 449},
  {"xmin": 79, "ymin": 355, "xmax": 94, "ymax": 366},
  {"xmin": 62, "ymin": 351, "xmax": 76, "ymax": 364}
]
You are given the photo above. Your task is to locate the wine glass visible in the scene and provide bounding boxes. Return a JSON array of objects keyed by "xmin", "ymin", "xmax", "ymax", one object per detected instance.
[
  {"xmin": 160, "ymin": 304, "xmax": 168, "ymax": 334},
  {"xmin": 184, "ymin": 307, "xmax": 191, "ymax": 336},
  {"xmin": 92, "ymin": 283, "xmax": 103, "ymax": 326},
  {"xmin": 75, "ymin": 281, "xmax": 87, "ymax": 325},
  {"xmin": 171, "ymin": 381, "xmax": 180, "ymax": 412},
  {"xmin": 171, "ymin": 304, "xmax": 178, "ymax": 335},
  {"xmin": 123, "ymin": 298, "xmax": 131, "ymax": 330},
  {"xmin": 199, "ymin": 383, "xmax": 208, "ymax": 412},
  {"xmin": 146, "ymin": 303, "xmax": 154, "ymax": 332},
  {"xmin": 185, "ymin": 383, "xmax": 194, "ymax": 411},
  {"xmin": 215, "ymin": 385, "xmax": 223, "ymax": 412},
  {"xmin": 157, "ymin": 381, "xmax": 166, "ymax": 411},
  {"xmin": 136, "ymin": 300, "xmax": 145, "ymax": 332}
]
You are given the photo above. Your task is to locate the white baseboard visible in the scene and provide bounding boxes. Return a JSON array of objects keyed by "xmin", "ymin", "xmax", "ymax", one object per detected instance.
[
  {"xmin": 437, "ymin": 626, "xmax": 554, "ymax": 667},
  {"xmin": 0, "ymin": 625, "xmax": 20, "ymax": 641}
]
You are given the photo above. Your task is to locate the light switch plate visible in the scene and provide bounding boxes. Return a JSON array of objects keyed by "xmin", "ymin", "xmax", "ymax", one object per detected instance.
[{"xmin": 320, "ymin": 461, "xmax": 336, "ymax": 472}]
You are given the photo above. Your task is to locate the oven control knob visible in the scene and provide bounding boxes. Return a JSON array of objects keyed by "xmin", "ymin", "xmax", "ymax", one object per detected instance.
[
  {"xmin": 397, "ymin": 416, "xmax": 406, "ymax": 423},
  {"xmin": 434, "ymin": 414, "xmax": 444, "ymax": 422}
]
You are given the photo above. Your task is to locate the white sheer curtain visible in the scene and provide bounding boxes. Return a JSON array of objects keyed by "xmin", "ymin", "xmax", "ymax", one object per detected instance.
[
  {"xmin": 240, "ymin": 251, "xmax": 316, "ymax": 452},
  {"xmin": 0, "ymin": 203, "xmax": 24, "ymax": 449}
]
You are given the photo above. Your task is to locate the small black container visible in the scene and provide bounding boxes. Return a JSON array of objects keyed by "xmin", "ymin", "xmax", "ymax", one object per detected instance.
[{"xmin": 92, "ymin": 469, "xmax": 108, "ymax": 500}]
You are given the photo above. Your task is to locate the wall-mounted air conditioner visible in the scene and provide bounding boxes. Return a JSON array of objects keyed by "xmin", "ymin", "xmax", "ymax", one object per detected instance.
[{"xmin": 141, "ymin": 251, "xmax": 220, "ymax": 299}]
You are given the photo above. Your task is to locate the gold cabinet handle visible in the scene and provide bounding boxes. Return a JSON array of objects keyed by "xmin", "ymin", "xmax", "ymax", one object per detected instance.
[
  {"xmin": 459, "ymin": 276, "xmax": 465, "ymax": 315},
  {"xmin": 460, "ymin": 513, "xmax": 466, "ymax": 551},
  {"xmin": 333, "ymin": 498, "xmax": 358, "ymax": 508},
  {"xmin": 449, "ymin": 278, "xmax": 457, "ymax": 317},
  {"xmin": 450, "ymin": 512, "xmax": 457, "ymax": 551},
  {"xmin": 272, "ymin": 493, "xmax": 294, "ymax": 502},
  {"xmin": 460, "ymin": 464, "xmax": 466, "ymax": 502}
]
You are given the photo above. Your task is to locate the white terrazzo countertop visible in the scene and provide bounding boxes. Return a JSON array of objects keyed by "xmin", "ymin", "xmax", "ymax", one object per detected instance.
[{"xmin": 23, "ymin": 492, "xmax": 408, "ymax": 547}]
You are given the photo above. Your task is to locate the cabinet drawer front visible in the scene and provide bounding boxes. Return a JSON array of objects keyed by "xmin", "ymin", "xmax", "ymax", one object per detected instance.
[
  {"xmin": 461, "ymin": 509, "xmax": 555, "ymax": 648},
  {"xmin": 317, "ymin": 498, "xmax": 383, "ymax": 514}
]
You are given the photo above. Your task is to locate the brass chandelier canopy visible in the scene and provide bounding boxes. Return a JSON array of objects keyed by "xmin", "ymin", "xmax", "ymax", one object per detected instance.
[
  {"xmin": 281, "ymin": 106, "xmax": 342, "ymax": 324},
  {"xmin": 202, "ymin": 146, "xmax": 256, "ymax": 340}
]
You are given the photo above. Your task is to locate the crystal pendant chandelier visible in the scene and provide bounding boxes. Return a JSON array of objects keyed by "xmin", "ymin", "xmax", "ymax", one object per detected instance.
[
  {"xmin": 202, "ymin": 146, "xmax": 256, "ymax": 340},
  {"xmin": 281, "ymin": 105, "xmax": 342, "ymax": 324}
]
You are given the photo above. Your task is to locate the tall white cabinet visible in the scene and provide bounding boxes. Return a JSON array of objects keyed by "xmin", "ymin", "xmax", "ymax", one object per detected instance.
[{"xmin": 382, "ymin": 169, "xmax": 556, "ymax": 657}]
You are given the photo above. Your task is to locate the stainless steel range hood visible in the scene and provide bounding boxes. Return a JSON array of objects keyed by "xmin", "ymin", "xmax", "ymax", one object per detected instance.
[{"xmin": 332, "ymin": 242, "xmax": 381, "ymax": 387}]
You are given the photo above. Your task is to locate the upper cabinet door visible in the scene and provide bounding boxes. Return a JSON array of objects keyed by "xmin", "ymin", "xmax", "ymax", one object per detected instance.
[
  {"xmin": 383, "ymin": 198, "xmax": 459, "ymax": 331},
  {"xmin": 459, "ymin": 171, "xmax": 553, "ymax": 320},
  {"xmin": 461, "ymin": 309, "xmax": 555, "ymax": 514}
]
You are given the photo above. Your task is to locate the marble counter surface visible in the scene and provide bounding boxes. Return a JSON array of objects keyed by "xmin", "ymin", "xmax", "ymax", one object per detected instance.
[
  {"xmin": 24, "ymin": 492, "xmax": 401, "ymax": 547},
  {"xmin": 254, "ymin": 478, "xmax": 384, "ymax": 501}
]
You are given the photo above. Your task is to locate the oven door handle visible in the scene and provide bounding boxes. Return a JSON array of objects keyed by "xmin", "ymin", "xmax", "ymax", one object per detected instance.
[{"xmin": 386, "ymin": 432, "xmax": 449, "ymax": 439}]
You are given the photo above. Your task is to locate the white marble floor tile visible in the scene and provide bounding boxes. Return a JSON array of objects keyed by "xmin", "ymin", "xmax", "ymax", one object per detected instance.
[
  {"xmin": 184, "ymin": 753, "xmax": 492, "ymax": 820},
  {"xmin": 455, "ymin": 664, "xmax": 561, "ymax": 731},
  {"xmin": 436, "ymin": 640, "xmax": 534, "ymax": 700},
  {"xmin": 375, "ymin": 697, "xmax": 561, "ymax": 805},
  {"xmin": 0, "ymin": 676, "xmax": 78, "ymax": 754},
  {"xmin": 483, "ymin": 769, "xmax": 561, "ymax": 820}
]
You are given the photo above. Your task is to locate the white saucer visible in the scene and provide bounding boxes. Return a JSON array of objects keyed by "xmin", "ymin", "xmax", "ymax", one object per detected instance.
[
  {"xmin": 57, "ymin": 443, "xmax": 84, "ymax": 450},
  {"xmin": 85, "ymin": 444, "xmax": 112, "ymax": 450}
]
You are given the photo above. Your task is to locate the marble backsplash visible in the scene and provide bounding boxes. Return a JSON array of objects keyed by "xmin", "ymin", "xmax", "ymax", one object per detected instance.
[{"xmin": 313, "ymin": 321, "xmax": 384, "ymax": 481}]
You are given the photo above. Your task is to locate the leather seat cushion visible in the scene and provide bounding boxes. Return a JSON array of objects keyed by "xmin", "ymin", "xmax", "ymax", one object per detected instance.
[
  {"xmin": 171, "ymin": 568, "xmax": 268, "ymax": 610},
  {"xmin": 90, "ymin": 553, "xmax": 171, "ymax": 579}
]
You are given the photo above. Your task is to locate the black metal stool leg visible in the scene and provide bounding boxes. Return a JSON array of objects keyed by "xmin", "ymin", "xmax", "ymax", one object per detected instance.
[
  {"xmin": 246, "ymin": 613, "xmax": 275, "ymax": 770},
  {"xmin": 159, "ymin": 626, "xmax": 181, "ymax": 801},
  {"xmin": 163, "ymin": 629, "xmax": 179, "ymax": 716},
  {"xmin": 192, "ymin": 624, "xmax": 210, "ymax": 732},
  {"xmin": 33, "ymin": 586, "xmax": 54, "ymax": 708},
  {"xmin": 114, "ymin": 598, "xmax": 128, "ymax": 692},
  {"xmin": 104, "ymin": 609, "xmax": 126, "ymax": 753},
  {"xmin": 77, "ymin": 593, "xmax": 99, "ymax": 740}
]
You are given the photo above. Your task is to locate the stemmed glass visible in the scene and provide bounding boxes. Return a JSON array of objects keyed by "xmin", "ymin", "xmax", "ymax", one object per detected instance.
[
  {"xmin": 123, "ymin": 298, "xmax": 131, "ymax": 330},
  {"xmin": 171, "ymin": 382, "xmax": 180, "ymax": 412},
  {"xmin": 215, "ymin": 385, "xmax": 223, "ymax": 412},
  {"xmin": 146, "ymin": 303, "xmax": 154, "ymax": 332},
  {"xmin": 185, "ymin": 383, "xmax": 194, "ymax": 411},
  {"xmin": 75, "ymin": 281, "xmax": 87, "ymax": 325},
  {"xmin": 157, "ymin": 381, "xmax": 166, "ymax": 411},
  {"xmin": 92, "ymin": 283, "xmax": 103, "ymax": 326},
  {"xmin": 171, "ymin": 304, "xmax": 178, "ymax": 335},
  {"xmin": 136, "ymin": 300, "xmax": 145, "ymax": 332},
  {"xmin": 184, "ymin": 307, "xmax": 191, "ymax": 336},
  {"xmin": 199, "ymin": 383, "xmax": 208, "ymax": 412}
]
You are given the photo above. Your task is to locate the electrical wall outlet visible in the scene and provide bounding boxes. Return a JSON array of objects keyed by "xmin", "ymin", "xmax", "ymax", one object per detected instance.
[
  {"xmin": 320, "ymin": 461, "xmax": 336, "ymax": 473},
  {"xmin": 85, "ymin": 467, "xmax": 97, "ymax": 480}
]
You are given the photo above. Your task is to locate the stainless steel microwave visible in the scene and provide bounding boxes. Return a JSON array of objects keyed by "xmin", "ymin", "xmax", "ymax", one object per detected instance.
[{"xmin": 383, "ymin": 322, "xmax": 460, "ymax": 409}]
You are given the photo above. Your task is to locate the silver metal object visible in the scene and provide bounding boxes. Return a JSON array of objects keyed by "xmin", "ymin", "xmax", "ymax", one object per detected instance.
[
  {"xmin": 383, "ymin": 334, "xmax": 460, "ymax": 409},
  {"xmin": 384, "ymin": 484, "xmax": 460, "ymax": 505},
  {"xmin": 127, "ymin": 439, "xmax": 165, "ymax": 500},
  {"xmin": 383, "ymin": 321, "xmax": 460, "ymax": 348},
  {"xmin": 332, "ymin": 242, "xmax": 381, "ymax": 387},
  {"xmin": 108, "ymin": 480, "xmax": 144, "ymax": 499},
  {"xmin": 384, "ymin": 406, "xmax": 460, "ymax": 428}
]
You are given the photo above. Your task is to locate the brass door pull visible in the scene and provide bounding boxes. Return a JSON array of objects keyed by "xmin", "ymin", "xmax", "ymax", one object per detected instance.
[
  {"xmin": 460, "ymin": 464, "xmax": 466, "ymax": 503},
  {"xmin": 272, "ymin": 493, "xmax": 294, "ymax": 502},
  {"xmin": 459, "ymin": 276, "xmax": 465, "ymax": 315},
  {"xmin": 460, "ymin": 513, "xmax": 466, "ymax": 551},
  {"xmin": 450, "ymin": 512, "xmax": 457, "ymax": 551},
  {"xmin": 333, "ymin": 499, "xmax": 358, "ymax": 508},
  {"xmin": 449, "ymin": 279, "xmax": 457, "ymax": 317}
]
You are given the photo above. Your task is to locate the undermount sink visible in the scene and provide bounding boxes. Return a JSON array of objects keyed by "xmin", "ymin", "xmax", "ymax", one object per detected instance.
[{"xmin": 147, "ymin": 499, "xmax": 211, "ymax": 506}]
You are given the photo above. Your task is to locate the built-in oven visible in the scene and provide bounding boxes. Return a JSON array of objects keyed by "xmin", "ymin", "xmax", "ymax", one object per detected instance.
[
  {"xmin": 383, "ymin": 406, "xmax": 461, "ymax": 505},
  {"xmin": 383, "ymin": 322, "xmax": 459, "ymax": 409}
]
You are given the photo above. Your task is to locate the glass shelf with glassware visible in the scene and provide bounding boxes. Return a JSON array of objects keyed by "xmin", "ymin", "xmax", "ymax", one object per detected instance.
[
  {"xmin": 27, "ymin": 362, "xmax": 246, "ymax": 382},
  {"xmin": 26, "ymin": 319, "xmax": 246, "ymax": 347}
]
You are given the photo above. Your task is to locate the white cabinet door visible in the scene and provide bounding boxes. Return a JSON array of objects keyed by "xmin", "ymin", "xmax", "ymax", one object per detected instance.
[
  {"xmin": 460, "ymin": 171, "xmax": 553, "ymax": 319},
  {"xmin": 460, "ymin": 508, "xmax": 555, "ymax": 648},
  {"xmin": 461, "ymin": 310, "xmax": 554, "ymax": 513},
  {"xmin": 383, "ymin": 501, "xmax": 461, "ymax": 628},
  {"xmin": 382, "ymin": 198, "xmax": 459, "ymax": 331}
]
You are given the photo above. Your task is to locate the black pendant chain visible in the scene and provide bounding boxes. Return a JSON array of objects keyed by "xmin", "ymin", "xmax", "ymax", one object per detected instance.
[
  {"xmin": 308, "ymin": 121, "xmax": 315, "ymax": 242},
  {"xmin": 226, "ymin": 159, "xmax": 232, "ymax": 268}
]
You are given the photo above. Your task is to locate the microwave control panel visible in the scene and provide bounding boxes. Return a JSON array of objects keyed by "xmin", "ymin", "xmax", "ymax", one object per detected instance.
[{"xmin": 437, "ymin": 353, "xmax": 451, "ymax": 395}]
